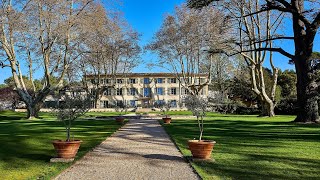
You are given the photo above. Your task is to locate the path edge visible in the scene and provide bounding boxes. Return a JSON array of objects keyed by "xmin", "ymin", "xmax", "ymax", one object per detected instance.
[
  {"xmin": 156, "ymin": 118, "xmax": 203, "ymax": 180},
  {"xmin": 52, "ymin": 119, "xmax": 131, "ymax": 179}
]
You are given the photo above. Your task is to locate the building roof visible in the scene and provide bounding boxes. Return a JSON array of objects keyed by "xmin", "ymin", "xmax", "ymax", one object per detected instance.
[{"xmin": 84, "ymin": 73, "xmax": 209, "ymax": 78}]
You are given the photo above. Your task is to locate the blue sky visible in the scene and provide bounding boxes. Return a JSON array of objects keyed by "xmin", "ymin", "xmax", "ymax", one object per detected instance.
[
  {"xmin": 121, "ymin": 0, "xmax": 319, "ymax": 73},
  {"xmin": 0, "ymin": 0, "xmax": 319, "ymax": 84},
  {"xmin": 117, "ymin": 0, "xmax": 185, "ymax": 73}
]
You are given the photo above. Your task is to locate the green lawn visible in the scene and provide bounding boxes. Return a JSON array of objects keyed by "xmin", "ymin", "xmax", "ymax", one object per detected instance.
[
  {"xmin": 0, "ymin": 111, "xmax": 123, "ymax": 180},
  {"xmin": 162, "ymin": 113, "xmax": 320, "ymax": 180}
]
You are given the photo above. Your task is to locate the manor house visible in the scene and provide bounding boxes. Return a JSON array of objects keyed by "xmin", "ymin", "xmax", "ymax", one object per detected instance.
[{"xmin": 84, "ymin": 73, "xmax": 209, "ymax": 109}]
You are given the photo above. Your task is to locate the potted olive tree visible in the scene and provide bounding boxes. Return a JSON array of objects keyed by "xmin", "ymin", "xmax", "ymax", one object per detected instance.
[
  {"xmin": 161, "ymin": 101, "xmax": 172, "ymax": 124},
  {"xmin": 114, "ymin": 103, "xmax": 127, "ymax": 124},
  {"xmin": 52, "ymin": 92, "xmax": 90, "ymax": 159},
  {"xmin": 185, "ymin": 95, "xmax": 216, "ymax": 160}
]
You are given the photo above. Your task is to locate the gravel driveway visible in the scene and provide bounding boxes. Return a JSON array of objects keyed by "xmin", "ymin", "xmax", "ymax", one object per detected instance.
[{"xmin": 54, "ymin": 117, "xmax": 199, "ymax": 180}]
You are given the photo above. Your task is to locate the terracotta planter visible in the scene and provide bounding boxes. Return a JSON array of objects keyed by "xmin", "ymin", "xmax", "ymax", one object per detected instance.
[
  {"xmin": 188, "ymin": 140, "xmax": 216, "ymax": 160},
  {"xmin": 162, "ymin": 117, "xmax": 172, "ymax": 124},
  {"xmin": 52, "ymin": 140, "xmax": 82, "ymax": 159},
  {"xmin": 115, "ymin": 116, "xmax": 125, "ymax": 123}
]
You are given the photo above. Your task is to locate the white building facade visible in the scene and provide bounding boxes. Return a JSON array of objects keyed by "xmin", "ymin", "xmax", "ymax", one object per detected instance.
[{"xmin": 85, "ymin": 73, "xmax": 209, "ymax": 109}]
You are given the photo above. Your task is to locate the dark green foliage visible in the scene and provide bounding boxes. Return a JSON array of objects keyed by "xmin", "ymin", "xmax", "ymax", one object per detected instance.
[
  {"xmin": 277, "ymin": 70, "xmax": 297, "ymax": 98},
  {"xmin": 235, "ymin": 106, "xmax": 260, "ymax": 115},
  {"xmin": 210, "ymin": 103, "xmax": 260, "ymax": 115},
  {"xmin": 275, "ymin": 98, "xmax": 298, "ymax": 115},
  {"xmin": 229, "ymin": 77, "xmax": 257, "ymax": 103},
  {"xmin": 0, "ymin": 84, "xmax": 7, "ymax": 88},
  {"xmin": 276, "ymin": 70, "xmax": 297, "ymax": 115}
]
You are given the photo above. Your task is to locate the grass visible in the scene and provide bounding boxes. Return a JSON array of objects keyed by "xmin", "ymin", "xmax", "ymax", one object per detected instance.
[
  {"xmin": 0, "ymin": 110, "xmax": 123, "ymax": 180},
  {"xmin": 162, "ymin": 113, "xmax": 320, "ymax": 180}
]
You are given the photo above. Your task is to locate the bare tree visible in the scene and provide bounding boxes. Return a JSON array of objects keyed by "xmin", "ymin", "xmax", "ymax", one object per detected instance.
[
  {"xmin": 188, "ymin": 0, "xmax": 320, "ymax": 123},
  {"xmin": 78, "ymin": 11, "xmax": 141, "ymax": 108},
  {"xmin": 223, "ymin": 0, "xmax": 283, "ymax": 117},
  {"xmin": 54, "ymin": 90, "xmax": 91, "ymax": 142},
  {"xmin": 0, "ymin": 0, "xmax": 96, "ymax": 118},
  {"xmin": 147, "ymin": 4, "xmax": 231, "ymax": 96}
]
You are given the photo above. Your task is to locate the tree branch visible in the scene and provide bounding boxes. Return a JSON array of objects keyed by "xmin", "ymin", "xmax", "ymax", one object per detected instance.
[
  {"xmin": 239, "ymin": 36, "xmax": 295, "ymax": 45},
  {"xmin": 238, "ymin": 47, "xmax": 294, "ymax": 59},
  {"xmin": 263, "ymin": 0, "xmax": 311, "ymax": 26},
  {"xmin": 311, "ymin": 12, "xmax": 320, "ymax": 29}
]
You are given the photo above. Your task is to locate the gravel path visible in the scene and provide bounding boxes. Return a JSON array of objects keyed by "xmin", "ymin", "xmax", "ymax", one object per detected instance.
[{"xmin": 55, "ymin": 117, "xmax": 199, "ymax": 180}]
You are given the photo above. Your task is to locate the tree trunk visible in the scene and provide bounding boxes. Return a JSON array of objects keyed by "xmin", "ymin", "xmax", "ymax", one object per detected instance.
[
  {"xmin": 26, "ymin": 102, "xmax": 41, "ymax": 119},
  {"xmin": 291, "ymin": 3, "xmax": 319, "ymax": 123},
  {"xmin": 294, "ymin": 59, "xmax": 319, "ymax": 123},
  {"xmin": 260, "ymin": 100, "xmax": 275, "ymax": 117},
  {"xmin": 259, "ymin": 101, "xmax": 275, "ymax": 117}
]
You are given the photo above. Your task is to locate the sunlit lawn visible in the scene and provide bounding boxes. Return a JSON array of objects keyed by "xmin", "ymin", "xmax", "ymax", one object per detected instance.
[
  {"xmin": 162, "ymin": 113, "xmax": 320, "ymax": 179},
  {"xmin": 0, "ymin": 110, "xmax": 123, "ymax": 179}
]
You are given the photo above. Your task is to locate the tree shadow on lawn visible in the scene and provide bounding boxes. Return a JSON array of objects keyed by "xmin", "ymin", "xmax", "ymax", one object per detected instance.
[
  {"xmin": 0, "ymin": 115, "xmax": 24, "ymax": 121},
  {"xmin": 0, "ymin": 113, "xmax": 121, "ymax": 176},
  {"xmin": 193, "ymin": 153, "xmax": 320, "ymax": 180},
  {"xmin": 165, "ymin": 118, "xmax": 320, "ymax": 179},
  {"xmin": 172, "ymin": 119, "xmax": 320, "ymax": 141}
]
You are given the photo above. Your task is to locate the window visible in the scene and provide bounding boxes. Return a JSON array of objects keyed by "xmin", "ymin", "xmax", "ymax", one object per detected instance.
[
  {"xmin": 170, "ymin": 78, "xmax": 177, "ymax": 83},
  {"xmin": 116, "ymin": 88, "xmax": 123, "ymax": 96},
  {"xmin": 90, "ymin": 89, "xmax": 96, "ymax": 96},
  {"xmin": 116, "ymin": 100, "xmax": 124, "ymax": 107},
  {"xmin": 155, "ymin": 100, "xmax": 165, "ymax": 107},
  {"xmin": 129, "ymin": 100, "xmax": 136, "ymax": 107},
  {"xmin": 170, "ymin": 88, "xmax": 177, "ymax": 95},
  {"xmin": 144, "ymin": 88, "xmax": 151, "ymax": 97},
  {"xmin": 144, "ymin": 78, "xmax": 150, "ymax": 84},
  {"xmin": 129, "ymin": 78, "xmax": 136, "ymax": 84},
  {"xmin": 184, "ymin": 89, "xmax": 189, "ymax": 95},
  {"xmin": 156, "ymin": 78, "xmax": 163, "ymax": 83},
  {"xmin": 170, "ymin": 100, "xmax": 177, "ymax": 107},
  {"xmin": 130, "ymin": 88, "xmax": 136, "ymax": 96},
  {"xmin": 103, "ymin": 88, "xmax": 112, "ymax": 96},
  {"xmin": 117, "ymin": 79, "xmax": 123, "ymax": 84},
  {"xmin": 104, "ymin": 79, "xmax": 111, "ymax": 84},
  {"xmin": 156, "ymin": 87, "xmax": 164, "ymax": 95},
  {"xmin": 90, "ymin": 101, "xmax": 96, "ymax": 108},
  {"xmin": 100, "ymin": 101, "xmax": 108, "ymax": 108}
]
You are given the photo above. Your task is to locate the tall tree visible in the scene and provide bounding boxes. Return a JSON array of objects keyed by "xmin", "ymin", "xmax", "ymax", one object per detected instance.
[
  {"xmin": 192, "ymin": 0, "xmax": 283, "ymax": 117},
  {"xmin": 188, "ymin": 0, "xmax": 320, "ymax": 123},
  {"xmin": 78, "ymin": 8, "xmax": 141, "ymax": 108},
  {"xmin": 147, "ymin": 5, "xmax": 231, "ymax": 96},
  {"xmin": 0, "ymin": 0, "xmax": 98, "ymax": 118}
]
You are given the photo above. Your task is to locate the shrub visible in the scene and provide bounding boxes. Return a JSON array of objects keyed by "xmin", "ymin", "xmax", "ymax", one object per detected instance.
[{"xmin": 275, "ymin": 98, "xmax": 297, "ymax": 115}]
